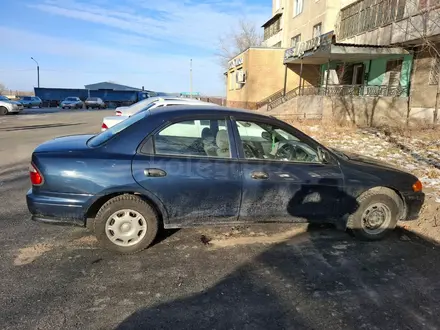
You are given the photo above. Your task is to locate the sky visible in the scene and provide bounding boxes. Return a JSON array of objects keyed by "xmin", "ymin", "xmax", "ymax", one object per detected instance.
[{"xmin": 1, "ymin": 0, "xmax": 270, "ymax": 96}]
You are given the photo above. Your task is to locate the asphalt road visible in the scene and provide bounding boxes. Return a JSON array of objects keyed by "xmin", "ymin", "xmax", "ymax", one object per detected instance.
[{"xmin": 1, "ymin": 108, "xmax": 440, "ymax": 330}]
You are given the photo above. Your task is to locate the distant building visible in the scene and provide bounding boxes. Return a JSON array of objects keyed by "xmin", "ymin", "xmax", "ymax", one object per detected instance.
[{"xmin": 84, "ymin": 81, "xmax": 146, "ymax": 91}]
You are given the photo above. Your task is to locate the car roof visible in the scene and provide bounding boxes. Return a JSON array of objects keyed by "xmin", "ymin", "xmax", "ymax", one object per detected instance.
[
  {"xmin": 148, "ymin": 105, "xmax": 271, "ymax": 120},
  {"xmin": 155, "ymin": 99, "xmax": 214, "ymax": 106}
]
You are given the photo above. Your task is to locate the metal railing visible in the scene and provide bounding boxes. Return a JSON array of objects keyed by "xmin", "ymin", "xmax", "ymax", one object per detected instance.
[
  {"xmin": 256, "ymin": 88, "xmax": 284, "ymax": 109},
  {"xmin": 302, "ymin": 85, "xmax": 408, "ymax": 97},
  {"xmin": 265, "ymin": 85, "xmax": 408, "ymax": 111},
  {"xmin": 267, "ymin": 87, "xmax": 299, "ymax": 111}
]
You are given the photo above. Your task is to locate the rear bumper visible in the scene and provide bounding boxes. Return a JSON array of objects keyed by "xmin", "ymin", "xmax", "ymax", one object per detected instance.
[
  {"xmin": 26, "ymin": 189, "xmax": 90, "ymax": 227},
  {"xmin": 402, "ymin": 191, "xmax": 425, "ymax": 220}
]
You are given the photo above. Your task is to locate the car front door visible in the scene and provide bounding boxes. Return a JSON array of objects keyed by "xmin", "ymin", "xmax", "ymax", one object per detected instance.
[
  {"xmin": 132, "ymin": 116, "xmax": 243, "ymax": 228},
  {"xmin": 232, "ymin": 117, "xmax": 345, "ymax": 224}
]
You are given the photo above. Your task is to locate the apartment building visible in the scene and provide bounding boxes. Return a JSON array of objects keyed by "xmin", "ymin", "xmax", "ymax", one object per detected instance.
[
  {"xmin": 226, "ymin": 0, "xmax": 439, "ymax": 123},
  {"xmin": 336, "ymin": 0, "xmax": 440, "ymax": 118},
  {"xmin": 226, "ymin": 0, "xmax": 342, "ymax": 109}
]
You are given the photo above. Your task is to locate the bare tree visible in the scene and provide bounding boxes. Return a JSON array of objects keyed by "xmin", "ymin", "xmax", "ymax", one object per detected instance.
[
  {"xmin": 216, "ymin": 19, "xmax": 263, "ymax": 71},
  {"xmin": 0, "ymin": 82, "xmax": 6, "ymax": 95}
]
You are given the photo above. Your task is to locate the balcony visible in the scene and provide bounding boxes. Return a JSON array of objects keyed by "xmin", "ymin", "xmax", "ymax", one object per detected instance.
[
  {"xmin": 262, "ymin": 13, "xmax": 283, "ymax": 47},
  {"xmin": 338, "ymin": 0, "xmax": 440, "ymax": 45}
]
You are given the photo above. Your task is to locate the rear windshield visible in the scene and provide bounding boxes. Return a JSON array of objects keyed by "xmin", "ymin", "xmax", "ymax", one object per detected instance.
[
  {"xmin": 87, "ymin": 110, "xmax": 148, "ymax": 147},
  {"xmin": 24, "ymin": 97, "xmax": 32, "ymax": 100},
  {"xmin": 87, "ymin": 97, "xmax": 98, "ymax": 101}
]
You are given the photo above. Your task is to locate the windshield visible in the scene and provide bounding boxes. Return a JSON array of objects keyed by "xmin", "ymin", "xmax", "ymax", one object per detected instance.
[
  {"xmin": 127, "ymin": 97, "xmax": 160, "ymax": 113},
  {"xmin": 87, "ymin": 97, "xmax": 98, "ymax": 101},
  {"xmin": 88, "ymin": 109, "xmax": 148, "ymax": 147},
  {"xmin": 134, "ymin": 102, "xmax": 157, "ymax": 114},
  {"xmin": 65, "ymin": 97, "xmax": 77, "ymax": 101},
  {"xmin": 23, "ymin": 97, "xmax": 31, "ymax": 100},
  {"xmin": 0, "ymin": 96, "xmax": 9, "ymax": 101}
]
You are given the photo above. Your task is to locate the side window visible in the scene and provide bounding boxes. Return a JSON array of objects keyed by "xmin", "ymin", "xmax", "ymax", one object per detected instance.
[
  {"xmin": 154, "ymin": 119, "xmax": 231, "ymax": 158},
  {"xmin": 236, "ymin": 120, "xmax": 320, "ymax": 163}
]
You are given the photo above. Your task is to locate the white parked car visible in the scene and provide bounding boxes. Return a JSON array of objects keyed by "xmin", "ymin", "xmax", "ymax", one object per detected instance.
[
  {"xmin": 0, "ymin": 95, "xmax": 24, "ymax": 115},
  {"xmin": 114, "ymin": 97, "xmax": 189, "ymax": 117},
  {"xmin": 102, "ymin": 99, "xmax": 216, "ymax": 131}
]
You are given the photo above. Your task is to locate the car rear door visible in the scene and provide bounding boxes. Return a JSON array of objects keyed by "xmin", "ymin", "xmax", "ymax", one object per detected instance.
[
  {"xmin": 232, "ymin": 117, "xmax": 345, "ymax": 223},
  {"xmin": 131, "ymin": 116, "xmax": 243, "ymax": 228}
]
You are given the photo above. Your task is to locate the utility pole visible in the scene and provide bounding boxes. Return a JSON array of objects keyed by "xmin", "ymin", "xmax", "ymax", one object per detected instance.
[
  {"xmin": 190, "ymin": 59, "xmax": 193, "ymax": 99},
  {"xmin": 31, "ymin": 57, "xmax": 40, "ymax": 88}
]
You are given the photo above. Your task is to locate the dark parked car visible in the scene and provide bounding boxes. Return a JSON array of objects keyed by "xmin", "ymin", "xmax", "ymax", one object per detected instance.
[
  {"xmin": 85, "ymin": 97, "xmax": 106, "ymax": 109},
  {"xmin": 60, "ymin": 97, "xmax": 83, "ymax": 109},
  {"xmin": 20, "ymin": 96, "xmax": 42, "ymax": 108},
  {"xmin": 27, "ymin": 106, "xmax": 424, "ymax": 254}
]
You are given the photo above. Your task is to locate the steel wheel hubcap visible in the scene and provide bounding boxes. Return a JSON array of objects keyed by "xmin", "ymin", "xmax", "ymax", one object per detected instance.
[
  {"xmin": 361, "ymin": 203, "xmax": 391, "ymax": 235},
  {"xmin": 105, "ymin": 209, "xmax": 147, "ymax": 247}
]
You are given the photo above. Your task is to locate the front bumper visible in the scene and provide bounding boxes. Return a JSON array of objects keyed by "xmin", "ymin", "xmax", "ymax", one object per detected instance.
[
  {"xmin": 26, "ymin": 189, "xmax": 90, "ymax": 227},
  {"xmin": 9, "ymin": 106, "xmax": 24, "ymax": 113},
  {"xmin": 402, "ymin": 191, "xmax": 425, "ymax": 220}
]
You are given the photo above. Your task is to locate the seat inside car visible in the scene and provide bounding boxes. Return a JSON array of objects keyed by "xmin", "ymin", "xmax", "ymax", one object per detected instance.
[
  {"xmin": 216, "ymin": 130, "xmax": 230, "ymax": 158},
  {"xmin": 202, "ymin": 127, "xmax": 218, "ymax": 156}
]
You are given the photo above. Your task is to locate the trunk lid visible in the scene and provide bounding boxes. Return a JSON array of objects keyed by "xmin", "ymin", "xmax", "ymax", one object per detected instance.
[{"xmin": 34, "ymin": 134, "xmax": 94, "ymax": 153}]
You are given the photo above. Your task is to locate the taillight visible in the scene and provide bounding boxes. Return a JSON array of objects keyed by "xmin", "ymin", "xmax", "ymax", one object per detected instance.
[
  {"xmin": 116, "ymin": 111, "xmax": 122, "ymax": 116},
  {"xmin": 101, "ymin": 122, "xmax": 108, "ymax": 130},
  {"xmin": 412, "ymin": 180, "xmax": 423, "ymax": 192},
  {"xmin": 29, "ymin": 163, "xmax": 43, "ymax": 186}
]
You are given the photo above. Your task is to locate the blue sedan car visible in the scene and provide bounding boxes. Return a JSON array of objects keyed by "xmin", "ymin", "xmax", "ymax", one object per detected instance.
[{"xmin": 27, "ymin": 106, "xmax": 424, "ymax": 254}]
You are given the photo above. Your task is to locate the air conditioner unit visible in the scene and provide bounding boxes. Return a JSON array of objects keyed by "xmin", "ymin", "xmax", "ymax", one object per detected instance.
[{"xmin": 236, "ymin": 71, "xmax": 246, "ymax": 84}]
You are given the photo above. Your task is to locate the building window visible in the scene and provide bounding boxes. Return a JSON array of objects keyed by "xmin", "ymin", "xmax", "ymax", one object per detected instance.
[
  {"xmin": 229, "ymin": 71, "xmax": 235, "ymax": 90},
  {"xmin": 429, "ymin": 56, "xmax": 440, "ymax": 85},
  {"xmin": 293, "ymin": 0, "xmax": 303, "ymax": 17},
  {"xmin": 313, "ymin": 23, "xmax": 322, "ymax": 38},
  {"xmin": 291, "ymin": 34, "xmax": 301, "ymax": 48},
  {"xmin": 383, "ymin": 59, "xmax": 403, "ymax": 86}
]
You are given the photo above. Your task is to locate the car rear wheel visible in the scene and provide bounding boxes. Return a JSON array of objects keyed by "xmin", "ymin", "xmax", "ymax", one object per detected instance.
[
  {"xmin": 346, "ymin": 187, "xmax": 402, "ymax": 241},
  {"xmin": 94, "ymin": 194, "xmax": 159, "ymax": 254},
  {"xmin": 0, "ymin": 106, "xmax": 8, "ymax": 116}
]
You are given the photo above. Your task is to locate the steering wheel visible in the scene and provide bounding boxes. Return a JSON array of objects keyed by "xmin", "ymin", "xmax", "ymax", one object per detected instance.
[
  {"xmin": 242, "ymin": 141, "xmax": 260, "ymax": 159},
  {"xmin": 275, "ymin": 143, "xmax": 297, "ymax": 161}
]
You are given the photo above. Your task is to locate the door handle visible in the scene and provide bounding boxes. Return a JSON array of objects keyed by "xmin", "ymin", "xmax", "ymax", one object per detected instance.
[
  {"xmin": 251, "ymin": 171, "xmax": 269, "ymax": 180},
  {"xmin": 144, "ymin": 168, "xmax": 167, "ymax": 177}
]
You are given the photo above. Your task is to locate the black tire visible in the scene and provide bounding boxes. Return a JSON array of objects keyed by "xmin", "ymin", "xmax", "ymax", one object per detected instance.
[
  {"xmin": 0, "ymin": 106, "xmax": 8, "ymax": 116},
  {"xmin": 346, "ymin": 187, "xmax": 402, "ymax": 241},
  {"xmin": 94, "ymin": 194, "xmax": 159, "ymax": 254}
]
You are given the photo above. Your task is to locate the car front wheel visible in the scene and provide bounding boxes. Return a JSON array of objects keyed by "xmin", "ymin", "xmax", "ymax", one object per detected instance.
[
  {"xmin": 0, "ymin": 106, "xmax": 8, "ymax": 116},
  {"xmin": 94, "ymin": 194, "xmax": 159, "ymax": 254},
  {"xmin": 346, "ymin": 187, "xmax": 402, "ymax": 241}
]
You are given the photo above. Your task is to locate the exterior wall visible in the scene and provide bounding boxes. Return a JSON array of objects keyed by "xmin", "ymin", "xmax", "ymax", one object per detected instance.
[
  {"xmin": 262, "ymin": 0, "xmax": 341, "ymax": 48},
  {"xmin": 410, "ymin": 46, "xmax": 439, "ymax": 111},
  {"xmin": 226, "ymin": 48, "xmax": 300, "ymax": 109},
  {"xmin": 267, "ymin": 94, "xmax": 428, "ymax": 126},
  {"xmin": 262, "ymin": 30, "xmax": 283, "ymax": 47},
  {"xmin": 282, "ymin": 0, "xmax": 341, "ymax": 47}
]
